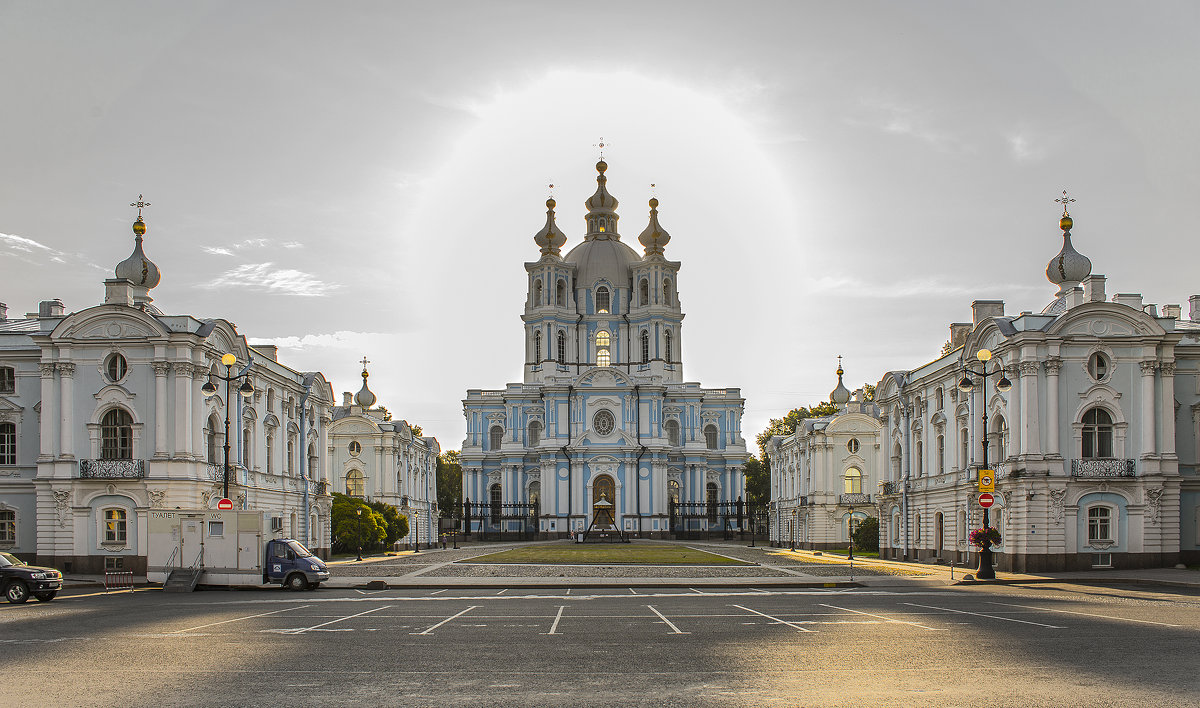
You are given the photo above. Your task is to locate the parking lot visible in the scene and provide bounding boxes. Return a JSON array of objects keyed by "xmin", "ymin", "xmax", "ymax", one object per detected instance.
[{"xmin": 3, "ymin": 583, "xmax": 1198, "ymax": 706}]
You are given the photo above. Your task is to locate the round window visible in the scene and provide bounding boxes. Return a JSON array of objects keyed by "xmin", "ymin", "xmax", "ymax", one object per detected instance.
[
  {"xmin": 1087, "ymin": 352, "xmax": 1110, "ymax": 381},
  {"xmin": 348, "ymin": 441, "xmax": 361, "ymax": 456},
  {"xmin": 106, "ymin": 353, "xmax": 128, "ymax": 382},
  {"xmin": 593, "ymin": 410, "xmax": 615, "ymax": 436},
  {"xmin": 847, "ymin": 438, "xmax": 860, "ymax": 454}
]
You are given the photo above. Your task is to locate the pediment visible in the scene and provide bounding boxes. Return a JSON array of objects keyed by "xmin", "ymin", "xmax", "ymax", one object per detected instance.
[
  {"xmin": 577, "ymin": 368, "xmax": 631, "ymax": 388},
  {"xmin": 331, "ymin": 419, "xmax": 377, "ymax": 435},
  {"xmin": 53, "ymin": 306, "xmax": 168, "ymax": 340}
]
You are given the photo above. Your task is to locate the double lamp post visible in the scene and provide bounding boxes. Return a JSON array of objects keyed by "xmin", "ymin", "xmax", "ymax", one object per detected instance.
[
  {"xmin": 201, "ymin": 353, "xmax": 255, "ymax": 501},
  {"xmin": 956, "ymin": 348, "xmax": 1011, "ymax": 581}
]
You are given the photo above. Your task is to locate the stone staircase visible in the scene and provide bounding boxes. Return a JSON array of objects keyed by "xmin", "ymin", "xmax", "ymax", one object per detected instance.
[{"xmin": 163, "ymin": 568, "xmax": 203, "ymax": 593}]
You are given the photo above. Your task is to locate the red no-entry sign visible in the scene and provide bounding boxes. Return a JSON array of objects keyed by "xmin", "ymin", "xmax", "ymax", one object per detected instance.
[
  {"xmin": 978, "ymin": 493, "xmax": 995, "ymax": 508},
  {"xmin": 217, "ymin": 498, "xmax": 234, "ymax": 510}
]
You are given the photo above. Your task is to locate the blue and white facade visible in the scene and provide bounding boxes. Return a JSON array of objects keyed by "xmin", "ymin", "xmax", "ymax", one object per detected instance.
[{"xmin": 461, "ymin": 161, "xmax": 749, "ymax": 538}]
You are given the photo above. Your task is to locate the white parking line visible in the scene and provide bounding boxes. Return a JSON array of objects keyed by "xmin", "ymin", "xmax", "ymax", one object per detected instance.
[
  {"xmin": 647, "ymin": 605, "xmax": 689, "ymax": 634},
  {"xmin": 732, "ymin": 604, "xmax": 816, "ymax": 632},
  {"xmin": 904, "ymin": 602, "xmax": 1064, "ymax": 629},
  {"xmin": 546, "ymin": 605, "xmax": 567, "ymax": 635},
  {"xmin": 171, "ymin": 605, "xmax": 312, "ymax": 634},
  {"xmin": 496, "ymin": 589, "xmax": 508, "ymax": 595},
  {"xmin": 989, "ymin": 602, "xmax": 1184, "ymax": 628},
  {"xmin": 628, "ymin": 588, "xmax": 638, "ymax": 595},
  {"xmin": 414, "ymin": 606, "xmax": 479, "ymax": 636},
  {"xmin": 428, "ymin": 589, "xmax": 447, "ymax": 596},
  {"xmin": 289, "ymin": 605, "xmax": 393, "ymax": 635},
  {"xmin": 818, "ymin": 603, "xmax": 944, "ymax": 631}
]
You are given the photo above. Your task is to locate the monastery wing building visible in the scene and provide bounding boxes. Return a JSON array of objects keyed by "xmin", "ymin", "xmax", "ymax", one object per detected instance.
[{"xmin": 462, "ymin": 160, "xmax": 749, "ymax": 539}]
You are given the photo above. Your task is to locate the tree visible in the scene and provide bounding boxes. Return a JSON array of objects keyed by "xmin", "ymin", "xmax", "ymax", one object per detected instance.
[
  {"xmin": 861, "ymin": 383, "xmax": 876, "ymax": 401},
  {"xmin": 331, "ymin": 493, "xmax": 387, "ymax": 552},
  {"xmin": 852, "ymin": 516, "xmax": 880, "ymax": 552},
  {"xmin": 744, "ymin": 456, "xmax": 770, "ymax": 507},
  {"xmin": 437, "ymin": 450, "xmax": 462, "ymax": 517},
  {"xmin": 755, "ymin": 401, "xmax": 840, "ymax": 457},
  {"xmin": 367, "ymin": 499, "xmax": 408, "ymax": 546}
]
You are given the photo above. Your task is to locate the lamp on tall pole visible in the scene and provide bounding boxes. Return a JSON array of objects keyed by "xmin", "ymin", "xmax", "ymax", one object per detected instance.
[
  {"xmin": 956, "ymin": 348, "xmax": 1012, "ymax": 581},
  {"xmin": 201, "ymin": 353, "xmax": 255, "ymax": 501}
]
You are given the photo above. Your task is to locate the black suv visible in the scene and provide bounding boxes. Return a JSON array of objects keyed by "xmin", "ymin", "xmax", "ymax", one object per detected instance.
[{"xmin": 1, "ymin": 551, "xmax": 62, "ymax": 603}]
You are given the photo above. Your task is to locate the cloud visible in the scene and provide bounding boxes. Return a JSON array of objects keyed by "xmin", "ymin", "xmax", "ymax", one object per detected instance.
[
  {"xmin": 202, "ymin": 246, "xmax": 235, "ymax": 256},
  {"xmin": 807, "ymin": 274, "xmax": 1043, "ymax": 299},
  {"xmin": 201, "ymin": 238, "xmax": 304, "ymax": 256},
  {"xmin": 1, "ymin": 231, "xmax": 105, "ymax": 271},
  {"xmin": 201, "ymin": 262, "xmax": 338, "ymax": 297},
  {"xmin": 1007, "ymin": 132, "xmax": 1046, "ymax": 162},
  {"xmin": 249, "ymin": 330, "xmax": 402, "ymax": 350},
  {"xmin": 853, "ymin": 97, "xmax": 968, "ymax": 152},
  {"xmin": 0, "ymin": 232, "xmax": 55, "ymax": 253}
]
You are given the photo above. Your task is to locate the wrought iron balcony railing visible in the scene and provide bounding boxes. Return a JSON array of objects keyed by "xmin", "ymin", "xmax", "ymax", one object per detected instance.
[
  {"xmin": 880, "ymin": 481, "xmax": 900, "ymax": 495},
  {"xmin": 1071, "ymin": 459, "xmax": 1136, "ymax": 478},
  {"xmin": 839, "ymin": 493, "xmax": 872, "ymax": 505},
  {"xmin": 79, "ymin": 459, "xmax": 145, "ymax": 479}
]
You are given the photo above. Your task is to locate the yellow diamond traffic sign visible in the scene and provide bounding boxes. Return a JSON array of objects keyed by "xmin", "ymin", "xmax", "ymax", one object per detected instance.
[{"xmin": 978, "ymin": 470, "xmax": 995, "ymax": 493}]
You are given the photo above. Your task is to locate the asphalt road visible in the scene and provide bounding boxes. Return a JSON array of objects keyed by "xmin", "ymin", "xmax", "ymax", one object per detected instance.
[{"xmin": 2, "ymin": 583, "xmax": 1198, "ymax": 707}]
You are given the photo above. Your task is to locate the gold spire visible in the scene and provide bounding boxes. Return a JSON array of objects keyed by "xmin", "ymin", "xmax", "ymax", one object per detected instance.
[
  {"xmin": 1055, "ymin": 190, "xmax": 1076, "ymax": 231},
  {"xmin": 130, "ymin": 194, "xmax": 150, "ymax": 235}
]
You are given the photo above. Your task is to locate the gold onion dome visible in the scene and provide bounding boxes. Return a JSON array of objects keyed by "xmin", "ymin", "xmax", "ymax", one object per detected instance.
[
  {"xmin": 354, "ymin": 367, "xmax": 377, "ymax": 408},
  {"xmin": 533, "ymin": 196, "xmax": 568, "ymax": 256},
  {"xmin": 638, "ymin": 196, "xmax": 671, "ymax": 255},
  {"xmin": 584, "ymin": 160, "xmax": 619, "ymax": 214},
  {"xmin": 115, "ymin": 214, "xmax": 161, "ymax": 289},
  {"xmin": 1045, "ymin": 202, "xmax": 1090, "ymax": 297},
  {"xmin": 830, "ymin": 363, "xmax": 851, "ymax": 407}
]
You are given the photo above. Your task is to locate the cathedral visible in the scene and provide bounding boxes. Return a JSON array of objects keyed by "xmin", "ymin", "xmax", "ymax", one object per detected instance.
[{"xmin": 461, "ymin": 160, "xmax": 749, "ymax": 538}]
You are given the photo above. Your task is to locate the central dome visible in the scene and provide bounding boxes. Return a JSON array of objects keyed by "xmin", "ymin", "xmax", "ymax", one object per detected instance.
[{"xmin": 564, "ymin": 237, "xmax": 641, "ymax": 289}]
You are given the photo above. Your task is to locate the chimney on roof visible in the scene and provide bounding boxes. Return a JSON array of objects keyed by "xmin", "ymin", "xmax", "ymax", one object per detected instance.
[
  {"xmin": 0, "ymin": 302, "xmax": 6, "ymax": 322},
  {"xmin": 949, "ymin": 322, "xmax": 971, "ymax": 350},
  {"xmin": 38, "ymin": 299, "xmax": 65, "ymax": 317},
  {"xmin": 1083, "ymin": 274, "xmax": 1106, "ymax": 303},
  {"xmin": 1113, "ymin": 293, "xmax": 1143, "ymax": 310},
  {"xmin": 1143, "ymin": 304, "xmax": 1159, "ymax": 318},
  {"xmin": 1163, "ymin": 304, "xmax": 1181, "ymax": 320},
  {"xmin": 254, "ymin": 345, "xmax": 279, "ymax": 362},
  {"xmin": 1190, "ymin": 295, "xmax": 1200, "ymax": 322},
  {"xmin": 343, "ymin": 392, "xmax": 353, "ymax": 407},
  {"xmin": 971, "ymin": 300, "xmax": 1004, "ymax": 325},
  {"xmin": 104, "ymin": 279, "xmax": 134, "ymax": 307}
]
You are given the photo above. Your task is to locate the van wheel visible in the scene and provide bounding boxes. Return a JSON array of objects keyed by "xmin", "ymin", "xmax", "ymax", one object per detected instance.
[
  {"xmin": 34, "ymin": 591, "xmax": 57, "ymax": 602},
  {"xmin": 286, "ymin": 573, "xmax": 309, "ymax": 591},
  {"xmin": 5, "ymin": 581, "xmax": 30, "ymax": 604}
]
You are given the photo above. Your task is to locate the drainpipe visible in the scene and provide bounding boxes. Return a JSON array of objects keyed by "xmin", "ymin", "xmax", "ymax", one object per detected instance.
[
  {"xmin": 623, "ymin": 312, "xmax": 631, "ymax": 374},
  {"xmin": 298, "ymin": 372, "xmax": 316, "ymax": 547},
  {"xmin": 634, "ymin": 384, "xmax": 647, "ymax": 537}
]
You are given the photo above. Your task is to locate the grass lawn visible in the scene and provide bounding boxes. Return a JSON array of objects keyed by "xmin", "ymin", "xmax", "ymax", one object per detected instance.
[
  {"xmin": 467, "ymin": 543, "xmax": 751, "ymax": 565},
  {"xmin": 822, "ymin": 549, "xmax": 880, "ymax": 559}
]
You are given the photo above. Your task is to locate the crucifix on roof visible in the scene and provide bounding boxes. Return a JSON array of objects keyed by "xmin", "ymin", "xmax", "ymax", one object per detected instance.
[
  {"xmin": 594, "ymin": 137, "xmax": 610, "ymax": 159},
  {"xmin": 1054, "ymin": 190, "xmax": 1076, "ymax": 216},
  {"xmin": 130, "ymin": 194, "xmax": 150, "ymax": 218},
  {"xmin": 360, "ymin": 356, "xmax": 370, "ymax": 372}
]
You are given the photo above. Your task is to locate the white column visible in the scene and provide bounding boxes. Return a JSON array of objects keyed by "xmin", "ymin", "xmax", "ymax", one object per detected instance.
[
  {"xmin": 173, "ymin": 362, "xmax": 194, "ymax": 458},
  {"xmin": 57, "ymin": 363, "xmax": 75, "ymax": 459},
  {"xmin": 1161, "ymin": 362, "xmax": 1177, "ymax": 456},
  {"xmin": 38, "ymin": 363, "xmax": 57, "ymax": 461},
  {"xmin": 1007, "ymin": 364, "xmax": 1022, "ymax": 457},
  {"xmin": 1140, "ymin": 360, "xmax": 1157, "ymax": 456},
  {"xmin": 1045, "ymin": 358, "xmax": 1061, "ymax": 456},
  {"xmin": 153, "ymin": 361, "xmax": 170, "ymax": 458},
  {"xmin": 1020, "ymin": 361, "xmax": 1041, "ymax": 455}
]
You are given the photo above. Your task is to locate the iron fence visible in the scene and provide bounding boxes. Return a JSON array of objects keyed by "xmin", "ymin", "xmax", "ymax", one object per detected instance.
[
  {"xmin": 79, "ymin": 459, "xmax": 145, "ymax": 479},
  {"xmin": 668, "ymin": 499, "xmax": 768, "ymax": 540},
  {"xmin": 1071, "ymin": 459, "xmax": 1135, "ymax": 477}
]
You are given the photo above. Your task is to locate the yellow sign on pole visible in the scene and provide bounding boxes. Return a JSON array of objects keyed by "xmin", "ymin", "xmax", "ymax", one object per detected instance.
[{"xmin": 978, "ymin": 470, "xmax": 995, "ymax": 493}]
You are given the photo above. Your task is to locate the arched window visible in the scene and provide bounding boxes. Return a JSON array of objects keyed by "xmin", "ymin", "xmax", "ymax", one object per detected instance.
[
  {"xmin": 534, "ymin": 280, "xmax": 543, "ymax": 306},
  {"xmin": 205, "ymin": 415, "xmax": 220, "ymax": 464},
  {"xmin": 490, "ymin": 483, "xmax": 502, "ymax": 523},
  {"xmin": 489, "ymin": 425, "xmax": 504, "ymax": 451},
  {"xmin": 267, "ymin": 389, "xmax": 275, "ymax": 413},
  {"xmin": 991, "ymin": 416, "xmax": 1008, "ymax": 462},
  {"xmin": 960, "ymin": 428, "xmax": 969, "ymax": 469},
  {"xmin": 101, "ymin": 408, "xmax": 133, "ymax": 460},
  {"xmin": 706, "ymin": 482, "xmax": 719, "ymax": 521},
  {"xmin": 266, "ymin": 432, "xmax": 275, "ymax": 474},
  {"xmin": 0, "ymin": 422, "xmax": 15, "ymax": 465},
  {"xmin": 915, "ymin": 439, "xmax": 923, "ymax": 477},
  {"xmin": 892, "ymin": 514, "xmax": 900, "ymax": 545},
  {"xmin": 528, "ymin": 481, "xmax": 540, "ymax": 509},
  {"xmin": 103, "ymin": 508, "xmax": 127, "ymax": 544},
  {"xmin": 704, "ymin": 424, "xmax": 719, "ymax": 450},
  {"xmin": 891, "ymin": 441, "xmax": 901, "ymax": 480},
  {"xmin": 556, "ymin": 279, "xmax": 566, "ymax": 306},
  {"xmin": 307, "ymin": 442, "xmax": 318, "ymax": 478},
  {"xmin": 595, "ymin": 330, "xmax": 611, "ymax": 367},
  {"xmin": 346, "ymin": 469, "xmax": 364, "ymax": 497},
  {"xmin": 640, "ymin": 279, "xmax": 649, "ymax": 306},
  {"xmin": 1087, "ymin": 506, "xmax": 1113, "ymax": 543},
  {"xmin": 844, "ymin": 467, "xmax": 862, "ymax": 494},
  {"xmin": 914, "ymin": 513, "xmax": 922, "ymax": 544},
  {"xmin": 1082, "ymin": 408, "xmax": 1114, "ymax": 458},
  {"xmin": 534, "ymin": 331, "xmax": 542, "ymax": 362},
  {"xmin": 665, "ymin": 420, "xmax": 680, "ymax": 446},
  {"xmin": 528, "ymin": 420, "xmax": 542, "ymax": 447},
  {"xmin": 668, "ymin": 479, "xmax": 680, "ymax": 505},
  {"xmin": 663, "ymin": 279, "xmax": 672, "ymax": 306},
  {"xmin": 0, "ymin": 366, "xmax": 14, "ymax": 394},
  {"xmin": 937, "ymin": 433, "xmax": 945, "ymax": 474},
  {"xmin": 595, "ymin": 286, "xmax": 610, "ymax": 314},
  {"xmin": 556, "ymin": 331, "xmax": 566, "ymax": 364},
  {"xmin": 935, "ymin": 512, "xmax": 944, "ymax": 553},
  {"xmin": 935, "ymin": 387, "xmax": 944, "ymax": 410},
  {"xmin": 243, "ymin": 427, "xmax": 252, "ymax": 467},
  {"xmin": 641, "ymin": 330, "xmax": 650, "ymax": 364},
  {"xmin": 664, "ymin": 330, "xmax": 672, "ymax": 363},
  {"xmin": 287, "ymin": 438, "xmax": 295, "ymax": 475},
  {"xmin": 0, "ymin": 508, "xmax": 14, "ymax": 544}
]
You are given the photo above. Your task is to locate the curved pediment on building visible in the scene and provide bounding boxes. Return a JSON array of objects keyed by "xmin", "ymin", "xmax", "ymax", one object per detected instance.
[
  {"xmin": 959, "ymin": 322, "xmax": 1013, "ymax": 366},
  {"xmin": 53, "ymin": 305, "xmax": 169, "ymax": 341},
  {"xmin": 330, "ymin": 416, "xmax": 380, "ymax": 436},
  {"xmin": 1043, "ymin": 302, "xmax": 1165, "ymax": 338},
  {"xmin": 824, "ymin": 412, "xmax": 883, "ymax": 435},
  {"xmin": 875, "ymin": 372, "xmax": 907, "ymax": 402},
  {"xmin": 202, "ymin": 319, "xmax": 252, "ymax": 364},
  {"xmin": 577, "ymin": 367, "xmax": 632, "ymax": 388}
]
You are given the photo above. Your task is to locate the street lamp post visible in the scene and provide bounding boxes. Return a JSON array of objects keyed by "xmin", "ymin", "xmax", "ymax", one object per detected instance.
[
  {"xmin": 847, "ymin": 504, "xmax": 855, "ymax": 561},
  {"xmin": 201, "ymin": 353, "xmax": 255, "ymax": 502},
  {"xmin": 956, "ymin": 348, "xmax": 1012, "ymax": 581}
]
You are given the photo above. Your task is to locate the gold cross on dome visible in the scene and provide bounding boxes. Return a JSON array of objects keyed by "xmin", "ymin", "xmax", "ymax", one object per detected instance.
[
  {"xmin": 1054, "ymin": 190, "xmax": 1076, "ymax": 216},
  {"xmin": 594, "ymin": 137, "xmax": 610, "ymax": 159},
  {"xmin": 130, "ymin": 194, "xmax": 151, "ymax": 218},
  {"xmin": 359, "ymin": 356, "xmax": 370, "ymax": 371},
  {"xmin": 548, "ymin": 182, "xmax": 555, "ymax": 200}
]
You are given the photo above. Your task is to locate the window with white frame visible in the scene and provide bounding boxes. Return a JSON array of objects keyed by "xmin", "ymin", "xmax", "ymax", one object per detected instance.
[
  {"xmin": 534, "ymin": 280, "xmax": 543, "ymax": 306},
  {"xmin": 101, "ymin": 408, "xmax": 133, "ymax": 460},
  {"xmin": 913, "ymin": 513, "xmax": 922, "ymax": 543},
  {"xmin": 556, "ymin": 279, "xmax": 566, "ymax": 306},
  {"xmin": 960, "ymin": 427, "xmax": 969, "ymax": 469},
  {"xmin": 844, "ymin": 467, "xmax": 862, "ymax": 494},
  {"xmin": 105, "ymin": 353, "xmax": 128, "ymax": 383},
  {"xmin": 528, "ymin": 420, "xmax": 542, "ymax": 447},
  {"xmin": 489, "ymin": 425, "xmax": 504, "ymax": 450},
  {"xmin": 704, "ymin": 424, "xmax": 719, "ymax": 450},
  {"xmin": 346, "ymin": 469, "xmax": 364, "ymax": 497},
  {"xmin": 847, "ymin": 438, "xmax": 860, "ymax": 454},
  {"xmin": 595, "ymin": 330, "xmax": 611, "ymax": 367},
  {"xmin": 663, "ymin": 279, "xmax": 672, "ymax": 305},
  {"xmin": 937, "ymin": 433, "xmax": 945, "ymax": 474},
  {"xmin": 664, "ymin": 330, "xmax": 672, "ymax": 362},
  {"xmin": 706, "ymin": 482, "xmax": 719, "ymax": 522},
  {"xmin": 490, "ymin": 484, "xmax": 502, "ymax": 523},
  {"xmin": 534, "ymin": 331, "xmax": 542, "ymax": 362},
  {"xmin": 103, "ymin": 508, "xmax": 127, "ymax": 544},
  {"xmin": 641, "ymin": 331, "xmax": 650, "ymax": 364},
  {"xmin": 595, "ymin": 286, "xmax": 611, "ymax": 314},
  {"xmin": 1087, "ymin": 352, "xmax": 1110, "ymax": 381},
  {"xmin": 557, "ymin": 331, "xmax": 567, "ymax": 364},
  {"xmin": 639, "ymin": 279, "xmax": 649, "ymax": 306},
  {"xmin": 665, "ymin": 420, "xmax": 680, "ymax": 446},
  {"xmin": 0, "ymin": 422, "xmax": 15, "ymax": 465},
  {"xmin": 0, "ymin": 509, "xmax": 14, "ymax": 544},
  {"xmin": 0, "ymin": 366, "xmax": 14, "ymax": 394},
  {"xmin": 915, "ymin": 439, "xmax": 923, "ymax": 476},
  {"xmin": 1087, "ymin": 506, "xmax": 1114, "ymax": 543},
  {"xmin": 1082, "ymin": 407, "xmax": 1114, "ymax": 458},
  {"xmin": 266, "ymin": 432, "xmax": 275, "ymax": 474}
]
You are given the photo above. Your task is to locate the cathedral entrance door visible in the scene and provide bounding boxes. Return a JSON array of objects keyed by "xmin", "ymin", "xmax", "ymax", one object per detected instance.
[{"xmin": 592, "ymin": 475, "xmax": 616, "ymax": 528}]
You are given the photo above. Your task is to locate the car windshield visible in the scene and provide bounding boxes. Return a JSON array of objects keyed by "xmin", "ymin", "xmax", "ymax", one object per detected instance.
[
  {"xmin": 0, "ymin": 552, "xmax": 23, "ymax": 568},
  {"xmin": 285, "ymin": 540, "xmax": 313, "ymax": 558}
]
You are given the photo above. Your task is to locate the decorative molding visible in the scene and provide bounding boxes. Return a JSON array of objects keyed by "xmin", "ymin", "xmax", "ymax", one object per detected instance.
[
  {"xmin": 52, "ymin": 489, "xmax": 71, "ymax": 528},
  {"xmin": 1145, "ymin": 486, "xmax": 1164, "ymax": 523},
  {"xmin": 1160, "ymin": 362, "xmax": 1176, "ymax": 377},
  {"xmin": 152, "ymin": 361, "xmax": 171, "ymax": 376},
  {"xmin": 39, "ymin": 363, "xmax": 56, "ymax": 378},
  {"xmin": 1139, "ymin": 360, "xmax": 1158, "ymax": 376},
  {"xmin": 57, "ymin": 362, "xmax": 76, "ymax": 377},
  {"xmin": 1044, "ymin": 357, "xmax": 1063, "ymax": 375},
  {"xmin": 1048, "ymin": 488, "xmax": 1067, "ymax": 524},
  {"xmin": 1018, "ymin": 361, "xmax": 1040, "ymax": 376},
  {"xmin": 147, "ymin": 488, "xmax": 166, "ymax": 509}
]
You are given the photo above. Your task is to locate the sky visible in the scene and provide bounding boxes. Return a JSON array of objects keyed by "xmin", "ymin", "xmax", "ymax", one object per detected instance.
[{"xmin": 2, "ymin": 1, "xmax": 1198, "ymax": 453}]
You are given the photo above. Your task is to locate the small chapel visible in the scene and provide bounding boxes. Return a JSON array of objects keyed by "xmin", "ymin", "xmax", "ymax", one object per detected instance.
[{"xmin": 461, "ymin": 159, "xmax": 750, "ymax": 538}]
